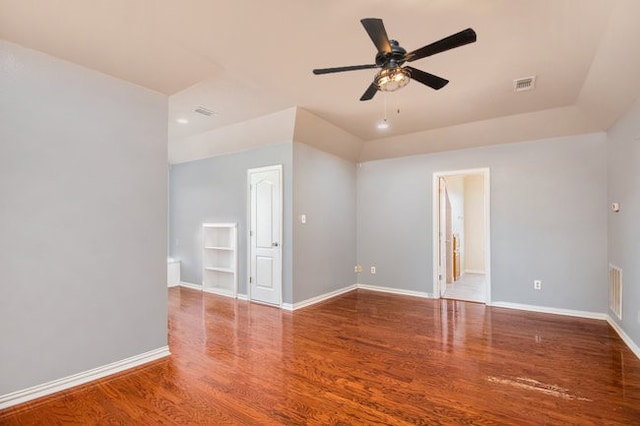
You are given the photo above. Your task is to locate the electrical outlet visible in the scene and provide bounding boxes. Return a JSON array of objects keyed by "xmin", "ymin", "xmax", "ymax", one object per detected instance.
[
  {"xmin": 354, "ymin": 265, "xmax": 363, "ymax": 273},
  {"xmin": 371, "ymin": 266, "xmax": 376, "ymax": 274},
  {"xmin": 534, "ymin": 280, "xmax": 541, "ymax": 290}
]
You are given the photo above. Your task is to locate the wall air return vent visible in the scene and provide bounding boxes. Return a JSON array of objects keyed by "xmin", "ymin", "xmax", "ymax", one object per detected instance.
[
  {"xmin": 609, "ymin": 264, "xmax": 622, "ymax": 320},
  {"xmin": 194, "ymin": 106, "xmax": 216, "ymax": 117},
  {"xmin": 513, "ymin": 76, "xmax": 536, "ymax": 92}
]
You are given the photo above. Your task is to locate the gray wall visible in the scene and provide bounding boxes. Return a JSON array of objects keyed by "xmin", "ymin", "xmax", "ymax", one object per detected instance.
[
  {"xmin": 607, "ymin": 97, "xmax": 640, "ymax": 347},
  {"xmin": 169, "ymin": 144, "xmax": 293, "ymax": 302},
  {"xmin": 0, "ymin": 42, "xmax": 168, "ymax": 395},
  {"xmin": 357, "ymin": 133, "xmax": 608, "ymax": 312},
  {"xmin": 292, "ymin": 142, "xmax": 357, "ymax": 303}
]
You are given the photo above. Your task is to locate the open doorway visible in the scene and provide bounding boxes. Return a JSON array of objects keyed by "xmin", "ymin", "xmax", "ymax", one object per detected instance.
[{"xmin": 432, "ymin": 169, "xmax": 490, "ymax": 304}]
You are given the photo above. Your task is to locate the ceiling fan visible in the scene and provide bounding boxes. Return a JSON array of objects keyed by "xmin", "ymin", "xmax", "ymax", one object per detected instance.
[{"xmin": 313, "ymin": 18, "xmax": 477, "ymax": 101}]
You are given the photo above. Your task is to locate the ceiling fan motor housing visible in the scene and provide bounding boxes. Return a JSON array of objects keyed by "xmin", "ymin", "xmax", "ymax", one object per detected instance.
[{"xmin": 375, "ymin": 40, "xmax": 407, "ymax": 68}]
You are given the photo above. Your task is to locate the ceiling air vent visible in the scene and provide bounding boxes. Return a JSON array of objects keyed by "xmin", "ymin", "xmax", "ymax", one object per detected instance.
[
  {"xmin": 194, "ymin": 106, "xmax": 216, "ymax": 117},
  {"xmin": 513, "ymin": 76, "xmax": 536, "ymax": 92}
]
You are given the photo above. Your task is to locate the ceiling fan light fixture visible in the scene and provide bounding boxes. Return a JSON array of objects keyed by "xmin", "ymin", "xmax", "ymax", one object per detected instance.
[{"xmin": 375, "ymin": 67, "xmax": 410, "ymax": 92}]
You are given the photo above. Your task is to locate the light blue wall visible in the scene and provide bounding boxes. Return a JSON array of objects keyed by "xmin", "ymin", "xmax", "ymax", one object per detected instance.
[
  {"xmin": 169, "ymin": 144, "xmax": 293, "ymax": 301},
  {"xmin": 292, "ymin": 142, "xmax": 357, "ymax": 303},
  {"xmin": 0, "ymin": 41, "xmax": 168, "ymax": 395},
  {"xmin": 169, "ymin": 142, "xmax": 356, "ymax": 306},
  {"xmin": 607, "ymin": 97, "xmax": 640, "ymax": 348},
  {"xmin": 357, "ymin": 133, "xmax": 608, "ymax": 312}
]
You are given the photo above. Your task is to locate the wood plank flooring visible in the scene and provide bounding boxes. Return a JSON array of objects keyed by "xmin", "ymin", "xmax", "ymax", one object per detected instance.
[{"xmin": 1, "ymin": 287, "xmax": 639, "ymax": 425}]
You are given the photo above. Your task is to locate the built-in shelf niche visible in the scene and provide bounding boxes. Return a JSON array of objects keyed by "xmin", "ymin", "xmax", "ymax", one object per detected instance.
[{"xmin": 202, "ymin": 223, "xmax": 237, "ymax": 297}]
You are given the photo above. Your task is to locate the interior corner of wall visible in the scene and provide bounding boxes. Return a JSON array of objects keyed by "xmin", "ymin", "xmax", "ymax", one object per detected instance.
[{"xmin": 292, "ymin": 110, "xmax": 364, "ymax": 163}]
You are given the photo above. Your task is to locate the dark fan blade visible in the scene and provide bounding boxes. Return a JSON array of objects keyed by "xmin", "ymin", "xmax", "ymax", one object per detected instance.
[
  {"xmin": 406, "ymin": 28, "xmax": 477, "ymax": 62},
  {"xmin": 313, "ymin": 64, "xmax": 378, "ymax": 75},
  {"xmin": 360, "ymin": 82, "xmax": 379, "ymax": 101},
  {"xmin": 361, "ymin": 18, "xmax": 392, "ymax": 54},
  {"xmin": 405, "ymin": 66, "xmax": 449, "ymax": 90}
]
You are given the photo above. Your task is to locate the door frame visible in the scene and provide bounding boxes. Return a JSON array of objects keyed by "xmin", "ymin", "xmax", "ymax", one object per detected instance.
[
  {"xmin": 246, "ymin": 164, "xmax": 283, "ymax": 306},
  {"xmin": 437, "ymin": 176, "xmax": 452, "ymax": 297},
  {"xmin": 431, "ymin": 168, "xmax": 491, "ymax": 303}
]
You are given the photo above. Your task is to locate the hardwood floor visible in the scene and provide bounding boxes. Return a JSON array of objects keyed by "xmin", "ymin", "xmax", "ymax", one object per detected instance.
[{"xmin": 2, "ymin": 287, "xmax": 639, "ymax": 425}]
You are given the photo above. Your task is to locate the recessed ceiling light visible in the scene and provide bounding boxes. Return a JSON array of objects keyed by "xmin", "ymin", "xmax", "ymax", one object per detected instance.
[
  {"xmin": 377, "ymin": 119, "xmax": 389, "ymax": 130},
  {"xmin": 176, "ymin": 118, "xmax": 189, "ymax": 124}
]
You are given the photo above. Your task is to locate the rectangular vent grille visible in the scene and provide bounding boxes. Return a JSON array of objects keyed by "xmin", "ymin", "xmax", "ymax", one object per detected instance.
[
  {"xmin": 513, "ymin": 76, "xmax": 536, "ymax": 92},
  {"xmin": 194, "ymin": 106, "xmax": 216, "ymax": 116},
  {"xmin": 609, "ymin": 264, "xmax": 622, "ymax": 320}
]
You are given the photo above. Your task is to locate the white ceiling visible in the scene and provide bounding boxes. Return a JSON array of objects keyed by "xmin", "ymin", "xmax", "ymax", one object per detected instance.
[{"xmin": 2, "ymin": 0, "xmax": 640, "ymax": 159}]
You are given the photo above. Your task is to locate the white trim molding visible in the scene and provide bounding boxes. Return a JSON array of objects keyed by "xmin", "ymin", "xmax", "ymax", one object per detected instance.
[
  {"xmin": 202, "ymin": 287, "xmax": 236, "ymax": 299},
  {"xmin": 184, "ymin": 282, "xmax": 640, "ymax": 361},
  {"xmin": 432, "ymin": 168, "xmax": 491, "ymax": 304},
  {"xmin": 179, "ymin": 283, "xmax": 247, "ymax": 301},
  {"xmin": 356, "ymin": 284, "xmax": 433, "ymax": 299},
  {"xmin": 489, "ymin": 301, "xmax": 608, "ymax": 320},
  {"xmin": 490, "ymin": 302, "xmax": 639, "ymax": 360},
  {"xmin": 179, "ymin": 281, "xmax": 202, "ymax": 291},
  {"xmin": 282, "ymin": 285, "xmax": 357, "ymax": 311},
  {"xmin": 606, "ymin": 317, "xmax": 640, "ymax": 360},
  {"xmin": 0, "ymin": 346, "xmax": 170, "ymax": 410},
  {"xmin": 283, "ymin": 284, "xmax": 434, "ymax": 311}
]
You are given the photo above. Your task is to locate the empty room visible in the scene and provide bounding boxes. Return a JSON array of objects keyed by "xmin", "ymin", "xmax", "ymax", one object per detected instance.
[{"xmin": 1, "ymin": 1, "xmax": 639, "ymax": 424}]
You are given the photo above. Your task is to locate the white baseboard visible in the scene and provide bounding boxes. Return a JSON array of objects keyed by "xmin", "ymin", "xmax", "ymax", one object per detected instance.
[
  {"xmin": 489, "ymin": 301, "xmax": 608, "ymax": 320},
  {"xmin": 606, "ymin": 317, "xmax": 640, "ymax": 360},
  {"xmin": 356, "ymin": 283, "xmax": 434, "ymax": 299},
  {"xmin": 181, "ymin": 282, "xmax": 640, "ymax": 360},
  {"xmin": 179, "ymin": 281, "xmax": 202, "ymax": 291},
  {"xmin": 282, "ymin": 285, "xmax": 357, "ymax": 311},
  {"xmin": 454, "ymin": 301, "xmax": 640, "ymax": 360},
  {"xmin": 0, "ymin": 346, "xmax": 170, "ymax": 410},
  {"xmin": 282, "ymin": 284, "xmax": 434, "ymax": 311},
  {"xmin": 179, "ymin": 283, "xmax": 242, "ymax": 300},
  {"xmin": 202, "ymin": 287, "xmax": 235, "ymax": 298}
]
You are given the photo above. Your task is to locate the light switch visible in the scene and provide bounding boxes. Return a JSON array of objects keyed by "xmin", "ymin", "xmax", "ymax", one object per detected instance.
[{"xmin": 300, "ymin": 214, "xmax": 307, "ymax": 224}]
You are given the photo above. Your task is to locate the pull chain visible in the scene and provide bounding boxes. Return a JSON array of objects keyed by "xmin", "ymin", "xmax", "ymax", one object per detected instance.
[{"xmin": 384, "ymin": 91, "xmax": 388, "ymax": 122}]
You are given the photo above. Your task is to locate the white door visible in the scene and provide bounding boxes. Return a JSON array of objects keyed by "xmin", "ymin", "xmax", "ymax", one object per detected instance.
[{"xmin": 248, "ymin": 165, "xmax": 282, "ymax": 305}]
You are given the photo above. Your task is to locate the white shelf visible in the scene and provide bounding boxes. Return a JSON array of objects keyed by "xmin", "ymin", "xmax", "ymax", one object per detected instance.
[{"xmin": 202, "ymin": 223, "xmax": 237, "ymax": 297}]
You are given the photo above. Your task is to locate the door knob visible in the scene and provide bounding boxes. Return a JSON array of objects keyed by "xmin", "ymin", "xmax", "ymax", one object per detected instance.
[{"xmin": 272, "ymin": 242, "xmax": 279, "ymax": 247}]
